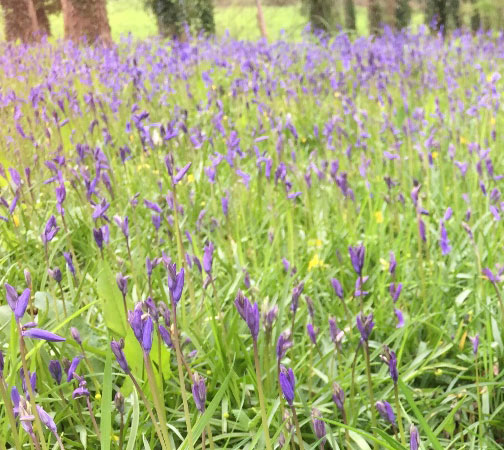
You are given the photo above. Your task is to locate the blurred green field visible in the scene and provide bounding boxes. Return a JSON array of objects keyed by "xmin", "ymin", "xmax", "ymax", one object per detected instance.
[{"xmin": 44, "ymin": 0, "xmax": 424, "ymax": 41}]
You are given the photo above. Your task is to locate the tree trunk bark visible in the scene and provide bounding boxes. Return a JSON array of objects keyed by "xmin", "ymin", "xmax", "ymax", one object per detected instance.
[
  {"xmin": 255, "ymin": 0, "xmax": 268, "ymax": 40},
  {"xmin": 60, "ymin": 0, "xmax": 111, "ymax": 44},
  {"xmin": 1, "ymin": 0, "xmax": 39, "ymax": 43},
  {"xmin": 34, "ymin": 0, "xmax": 51, "ymax": 36}
]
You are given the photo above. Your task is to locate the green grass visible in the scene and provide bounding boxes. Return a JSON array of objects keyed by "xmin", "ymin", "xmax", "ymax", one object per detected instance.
[{"xmin": 45, "ymin": 0, "xmax": 425, "ymax": 41}]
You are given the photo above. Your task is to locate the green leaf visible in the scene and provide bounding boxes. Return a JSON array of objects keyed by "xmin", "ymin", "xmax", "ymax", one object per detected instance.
[
  {"xmin": 100, "ymin": 350, "xmax": 113, "ymax": 450},
  {"xmin": 398, "ymin": 378, "xmax": 444, "ymax": 450},
  {"xmin": 374, "ymin": 429, "xmax": 408, "ymax": 450},
  {"xmin": 126, "ymin": 389, "xmax": 140, "ymax": 450},
  {"xmin": 97, "ymin": 260, "xmax": 127, "ymax": 337},
  {"xmin": 142, "ymin": 434, "xmax": 152, "ymax": 450}
]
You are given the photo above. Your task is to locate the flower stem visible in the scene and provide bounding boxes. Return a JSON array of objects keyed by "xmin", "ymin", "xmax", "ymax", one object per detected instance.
[
  {"xmin": 290, "ymin": 405, "xmax": 304, "ymax": 449},
  {"xmin": 363, "ymin": 342, "xmax": 377, "ymax": 450},
  {"xmin": 253, "ymin": 340, "xmax": 272, "ymax": 450},
  {"xmin": 128, "ymin": 373, "xmax": 169, "ymax": 450},
  {"xmin": 206, "ymin": 425, "xmax": 216, "ymax": 450},
  {"xmin": 143, "ymin": 354, "xmax": 172, "ymax": 450},
  {"xmin": 86, "ymin": 396, "xmax": 101, "ymax": 440},
  {"xmin": 171, "ymin": 300, "xmax": 194, "ymax": 450},
  {"xmin": 393, "ymin": 383, "xmax": 406, "ymax": 446}
]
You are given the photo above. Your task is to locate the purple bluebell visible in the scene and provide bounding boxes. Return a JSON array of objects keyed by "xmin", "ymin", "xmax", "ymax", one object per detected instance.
[
  {"xmin": 48, "ymin": 267, "xmax": 62, "ymax": 284},
  {"xmin": 389, "ymin": 251, "xmax": 397, "ymax": 275},
  {"xmin": 67, "ymin": 356, "xmax": 82, "ymax": 382},
  {"xmin": 116, "ymin": 273, "xmax": 128, "ymax": 298},
  {"xmin": 380, "ymin": 346, "xmax": 398, "ymax": 384},
  {"xmin": 37, "ymin": 405, "xmax": 57, "ymax": 434},
  {"xmin": 354, "ymin": 276, "xmax": 369, "ymax": 297},
  {"xmin": 376, "ymin": 400, "xmax": 396, "ymax": 425},
  {"xmin": 263, "ymin": 305, "xmax": 278, "ymax": 333},
  {"xmin": 192, "ymin": 373, "xmax": 207, "ymax": 413},
  {"xmin": 279, "ymin": 365, "xmax": 295, "ymax": 405},
  {"xmin": 291, "ymin": 281, "xmax": 304, "ymax": 314},
  {"xmin": 311, "ymin": 408, "xmax": 327, "ymax": 448},
  {"xmin": 72, "ymin": 380, "xmax": 90, "ymax": 399},
  {"xmin": 63, "ymin": 252, "xmax": 75, "ymax": 277},
  {"xmin": 470, "ymin": 333, "xmax": 479, "ymax": 356},
  {"xmin": 276, "ymin": 331, "xmax": 293, "ymax": 361},
  {"xmin": 203, "ymin": 242, "xmax": 214, "ymax": 275},
  {"xmin": 159, "ymin": 324, "xmax": 173, "ymax": 348},
  {"xmin": 356, "ymin": 313, "xmax": 374, "ymax": 342},
  {"xmin": 5, "ymin": 284, "xmax": 30, "ymax": 320},
  {"xmin": 173, "ymin": 162, "xmax": 192, "ymax": 184},
  {"xmin": 114, "ymin": 215, "xmax": 129, "ymax": 238},
  {"xmin": 394, "ymin": 309, "xmax": 405, "ymax": 328},
  {"xmin": 332, "ymin": 383, "xmax": 345, "ymax": 411},
  {"xmin": 22, "ymin": 327, "xmax": 65, "ymax": 342},
  {"xmin": 71, "ymin": 327, "xmax": 82, "ymax": 344},
  {"xmin": 167, "ymin": 263, "xmax": 184, "ymax": 304},
  {"xmin": 49, "ymin": 360, "xmax": 62, "ymax": 384},
  {"xmin": 410, "ymin": 425, "xmax": 419, "ymax": 450},
  {"xmin": 55, "ymin": 183, "xmax": 66, "ymax": 215},
  {"xmin": 418, "ymin": 218, "xmax": 426, "ymax": 242},
  {"xmin": 234, "ymin": 291, "xmax": 260, "ymax": 341},
  {"xmin": 222, "ymin": 192, "xmax": 229, "ymax": 217},
  {"xmin": 389, "ymin": 282, "xmax": 402, "ymax": 303},
  {"xmin": 142, "ymin": 316, "xmax": 154, "ymax": 353},
  {"xmin": 482, "ymin": 268, "xmax": 500, "ymax": 283},
  {"xmin": 440, "ymin": 222, "xmax": 451, "ymax": 255},
  {"xmin": 348, "ymin": 245, "xmax": 365, "ymax": 276},
  {"xmin": 93, "ymin": 227, "xmax": 104, "ymax": 250},
  {"xmin": 307, "ymin": 323, "xmax": 317, "ymax": 345},
  {"xmin": 111, "ymin": 339, "xmax": 130, "ymax": 373},
  {"xmin": 331, "ymin": 278, "xmax": 343, "ymax": 299}
]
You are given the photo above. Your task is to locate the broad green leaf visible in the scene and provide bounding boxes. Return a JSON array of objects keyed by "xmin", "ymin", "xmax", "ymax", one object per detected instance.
[{"xmin": 97, "ymin": 260, "xmax": 127, "ymax": 337}]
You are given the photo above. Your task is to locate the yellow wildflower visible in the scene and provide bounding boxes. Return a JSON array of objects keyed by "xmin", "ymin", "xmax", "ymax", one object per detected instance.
[
  {"xmin": 491, "ymin": 117, "xmax": 496, "ymax": 126},
  {"xmin": 187, "ymin": 174, "xmax": 195, "ymax": 183},
  {"xmin": 95, "ymin": 393, "xmax": 101, "ymax": 400},
  {"xmin": 308, "ymin": 238, "xmax": 323, "ymax": 248},
  {"xmin": 460, "ymin": 136, "xmax": 467, "ymax": 145},
  {"xmin": 301, "ymin": 137, "xmax": 306, "ymax": 144},
  {"xmin": 374, "ymin": 211, "xmax": 384, "ymax": 224},
  {"xmin": 379, "ymin": 258, "xmax": 389, "ymax": 271},
  {"xmin": 435, "ymin": 368, "xmax": 443, "ymax": 376},
  {"xmin": 432, "ymin": 151, "xmax": 438, "ymax": 159},
  {"xmin": 129, "ymin": 134, "xmax": 134, "ymax": 142},
  {"xmin": 308, "ymin": 254, "xmax": 324, "ymax": 271}
]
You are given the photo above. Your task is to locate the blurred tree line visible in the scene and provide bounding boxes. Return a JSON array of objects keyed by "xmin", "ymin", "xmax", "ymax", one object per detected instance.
[{"xmin": 1, "ymin": 0, "xmax": 503, "ymax": 43}]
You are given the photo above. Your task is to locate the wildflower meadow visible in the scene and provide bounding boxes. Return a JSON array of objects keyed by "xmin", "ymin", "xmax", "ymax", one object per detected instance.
[{"xmin": 1, "ymin": 27, "xmax": 504, "ymax": 449}]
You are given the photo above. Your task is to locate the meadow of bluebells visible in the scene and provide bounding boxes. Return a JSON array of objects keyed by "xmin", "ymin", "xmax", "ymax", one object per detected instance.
[{"xmin": 0, "ymin": 26, "xmax": 504, "ymax": 449}]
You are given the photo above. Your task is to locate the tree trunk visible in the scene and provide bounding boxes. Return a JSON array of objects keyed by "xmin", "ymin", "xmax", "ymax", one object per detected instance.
[
  {"xmin": 256, "ymin": 0, "xmax": 268, "ymax": 40},
  {"xmin": 384, "ymin": 0, "xmax": 395, "ymax": 28},
  {"xmin": 61, "ymin": 0, "xmax": 111, "ymax": 44},
  {"xmin": 344, "ymin": 0, "xmax": 356, "ymax": 30},
  {"xmin": 34, "ymin": 0, "xmax": 51, "ymax": 36},
  {"xmin": 368, "ymin": 0, "xmax": 382, "ymax": 35},
  {"xmin": 1, "ymin": 0, "xmax": 39, "ymax": 42}
]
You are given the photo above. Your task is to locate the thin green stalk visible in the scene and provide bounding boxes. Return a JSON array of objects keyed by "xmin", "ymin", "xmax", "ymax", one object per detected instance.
[
  {"xmin": 128, "ymin": 373, "xmax": 169, "ymax": 450},
  {"xmin": 475, "ymin": 355, "xmax": 483, "ymax": 446},
  {"xmin": 0, "ymin": 378, "xmax": 22, "ymax": 450},
  {"xmin": 363, "ymin": 342, "xmax": 377, "ymax": 450},
  {"xmin": 393, "ymin": 383, "xmax": 406, "ymax": 446},
  {"xmin": 253, "ymin": 339, "xmax": 273, "ymax": 450},
  {"xmin": 290, "ymin": 405, "xmax": 304, "ymax": 449},
  {"xmin": 206, "ymin": 425, "xmax": 215, "ymax": 450},
  {"xmin": 170, "ymin": 300, "xmax": 194, "ymax": 450},
  {"xmin": 143, "ymin": 354, "xmax": 172, "ymax": 450},
  {"xmin": 86, "ymin": 396, "xmax": 101, "ymax": 440}
]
